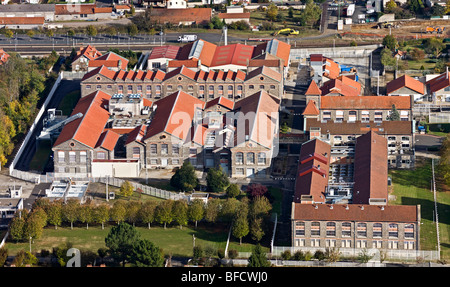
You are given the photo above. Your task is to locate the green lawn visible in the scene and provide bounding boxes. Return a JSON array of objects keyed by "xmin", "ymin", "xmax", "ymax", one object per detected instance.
[
  {"xmin": 389, "ymin": 158, "xmax": 450, "ymax": 261},
  {"xmin": 57, "ymin": 90, "xmax": 80, "ymax": 116},
  {"xmin": 5, "ymin": 223, "xmax": 230, "ymax": 258}
]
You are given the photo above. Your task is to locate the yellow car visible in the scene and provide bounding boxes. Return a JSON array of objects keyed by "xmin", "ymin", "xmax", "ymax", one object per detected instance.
[{"xmin": 274, "ymin": 28, "xmax": 300, "ymax": 36}]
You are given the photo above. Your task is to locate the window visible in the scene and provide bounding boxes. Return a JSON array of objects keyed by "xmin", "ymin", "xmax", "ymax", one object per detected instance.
[
  {"xmin": 373, "ymin": 223, "xmax": 382, "ymax": 238},
  {"xmin": 177, "ymin": 85, "xmax": 183, "ymax": 91},
  {"xmin": 152, "ymin": 62, "xmax": 161, "ymax": 69},
  {"xmin": 132, "ymin": 147, "xmax": 140, "ymax": 158},
  {"xmin": 342, "ymin": 222, "xmax": 351, "ymax": 237},
  {"xmin": 235, "ymin": 168, "xmax": 244, "ymax": 175},
  {"xmin": 249, "ymin": 85, "xmax": 254, "ymax": 89},
  {"xmin": 311, "ymin": 222, "xmax": 320, "ymax": 237},
  {"xmin": 172, "ymin": 159, "xmax": 180, "ymax": 165},
  {"xmin": 259, "ymin": 85, "xmax": 265, "ymax": 90},
  {"xmin": 361, "ymin": 110, "xmax": 370, "ymax": 122},
  {"xmin": 137, "ymin": 85, "xmax": 142, "ymax": 92},
  {"xmin": 270, "ymin": 85, "xmax": 276, "ymax": 89},
  {"xmin": 188, "ymin": 85, "xmax": 194, "ymax": 90},
  {"xmin": 336, "ymin": 110, "xmax": 344, "ymax": 122},
  {"xmin": 236, "ymin": 152, "xmax": 243, "ymax": 164},
  {"xmin": 155, "ymin": 85, "xmax": 161, "ymax": 94},
  {"xmin": 80, "ymin": 151, "xmax": 87, "ymax": 163},
  {"xmin": 150, "ymin": 159, "xmax": 158, "ymax": 165},
  {"xmin": 127, "ymin": 85, "xmax": 133, "ymax": 94},
  {"xmin": 218, "ymin": 85, "xmax": 223, "ymax": 94},
  {"xmin": 167, "ymin": 85, "xmax": 173, "ymax": 90},
  {"xmin": 58, "ymin": 151, "xmax": 65, "ymax": 163},
  {"xmin": 118, "ymin": 85, "xmax": 123, "ymax": 92},
  {"xmin": 373, "ymin": 240, "xmax": 383, "ymax": 249},
  {"xmin": 326, "ymin": 222, "xmax": 336, "ymax": 237},
  {"xmin": 69, "ymin": 151, "xmax": 76, "ymax": 163},
  {"xmin": 404, "ymin": 224, "xmax": 414, "ymax": 239},
  {"xmin": 357, "ymin": 223, "xmax": 367, "ymax": 238},
  {"xmin": 389, "ymin": 223, "xmax": 398, "ymax": 238},
  {"xmin": 247, "ymin": 152, "xmax": 255, "ymax": 164},
  {"xmin": 257, "ymin": 152, "xmax": 266, "ymax": 164},
  {"xmin": 107, "ymin": 85, "xmax": 112, "ymax": 89},
  {"xmin": 97, "ymin": 151, "xmax": 106, "ymax": 159},
  {"xmin": 96, "ymin": 85, "xmax": 101, "ymax": 89},
  {"xmin": 295, "ymin": 221, "xmax": 305, "ymax": 237},
  {"xmin": 172, "ymin": 144, "xmax": 180, "ymax": 155},
  {"xmin": 161, "ymin": 144, "xmax": 168, "ymax": 155},
  {"xmin": 150, "ymin": 144, "xmax": 157, "ymax": 154},
  {"xmin": 190, "ymin": 148, "xmax": 197, "ymax": 156}
]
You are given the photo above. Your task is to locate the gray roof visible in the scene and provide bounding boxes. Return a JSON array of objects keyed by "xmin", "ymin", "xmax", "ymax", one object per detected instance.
[{"xmin": 0, "ymin": 4, "xmax": 55, "ymax": 13}]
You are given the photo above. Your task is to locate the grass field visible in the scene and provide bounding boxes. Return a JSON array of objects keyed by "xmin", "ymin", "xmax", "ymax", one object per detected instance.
[
  {"xmin": 4, "ymin": 221, "xmax": 271, "ymax": 258},
  {"xmin": 389, "ymin": 158, "xmax": 450, "ymax": 261}
]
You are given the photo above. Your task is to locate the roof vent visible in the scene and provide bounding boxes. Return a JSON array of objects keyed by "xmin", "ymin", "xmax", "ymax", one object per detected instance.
[
  {"xmin": 345, "ymin": 205, "xmax": 349, "ymax": 210},
  {"xmin": 314, "ymin": 205, "xmax": 318, "ymax": 209},
  {"xmin": 361, "ymin": 206, "xmax": 364, "ymax": 210},
  {"xmin": 330, "ymin": 205, "xmax": 333, "ymax": 210},
  {"xmin": 381, "ymin": 206, "xmax": 384, "ymax": 211}
]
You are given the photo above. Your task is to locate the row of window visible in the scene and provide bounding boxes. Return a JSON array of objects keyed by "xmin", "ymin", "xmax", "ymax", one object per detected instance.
[
  {"xmin": 86, "ymin": 84, "xmax": 277, "ymax": 93},
  {"xmin": 295, "ymin": 222, "xmax": 415, "ymax": 239},
  {"xmin": 294, "ymin": 238, "xmax": 415, "ymax": 250},
  {"xmin": 235, "ymin": 152, "xmax": 267, "ymax": 165}
]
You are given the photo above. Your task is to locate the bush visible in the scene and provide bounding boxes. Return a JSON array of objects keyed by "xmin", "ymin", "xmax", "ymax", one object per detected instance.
[
  {"xmin": 217, "ymin": 248, "xmax": 225, "ymax": 259},
  {"xmin": 281, "ymin": 250, "xmax": 291, "ymax": 260},
  {"xmin": 314, "ymin": 250, "xmax": 325, "ymax": 261},
  {"xmin": 228, "ymin": 249, "xmax": 238, "ymax": 259},
  {"xmin": 293, "ymin": 250, "xmax": 304, "ymax": 261}
]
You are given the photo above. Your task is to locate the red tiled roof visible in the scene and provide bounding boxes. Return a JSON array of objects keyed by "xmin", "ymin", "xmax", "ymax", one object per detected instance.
[
  {"xmin": 167, "ymin": 59, "xmax": 199, "ymax": 68},
  {"xmin": 294, "ymin": 138, "xmax": 331, "ymax": 204},
  {"xmin": 94, "ymin": 7, "xmax": 113, "ymax": 13},
  {"xmin": 426, "ymin": 72, "xmax": 450, "ymax": 93},
  {"xmin": 55, "ymin": 4, "xmax": 96, "ymax": 15},
  {"xmin": 254, "ymin": 39, "xmax": 291, "ymax": 67},
  {"xmin": 205, "ymin": 96, "xmax": 235, "ymax": 110},
  {"xmin": 305, "ymin": 119, "xmax": 413, "ymax": 136},
  {"xmin": 125, "ymin": 124, "xmax": 148, "ymax": 145},
  {"xmin": 91, "ymin": 52, "xmax": 129, "ymax": 70},
  {"xmin": 211, "ymin": 43, "xmax": 254, "ymax": 67},
  {"xmin": 320, "ymin": 76, "xmax": 361, "ymax": 97},
  {"xmin": 292, "ymin": 203, "xmax": 419, "ymax": 223},
  {"xmin": 353, "ymin": 131, "xmax": 388, "ymax": 205},
  {"xmin": 232, "ymin": 90, "xmax": 280, "ymax": 148},
  {"xmin": 149, "ymin": 45, "xmax": 182, "ymax": 60},
  {"xmin": 143, "ymin": 91, "xmax": 206, "ymax": 142},
  {"xmin": 53, "ymin": 90, "xmax": 111, "ymax": 149},
  {"xmin": 150, "ymin": 8, "xmax": 211, "ymax": 25},
  {"xmin": 74, "ymin": 45, "xmax": 102, "ymax": 63},
  {"xmin": 0, "ymin": 17, "xmax": 45, "ymax": 25},
  {"xmin": 302, "ymin": 100, "xmax": 320, "ymax": 116},
  {"xmin": 95, "ymin": 130, "xmax": 120, "ymax": 151},
  {"xmin": 386, "ymin": 75, "xmax": 425, "ymax": 95},
  {"xmin": 0, "ymin": 49, "xmax": 9, "ymax": 65},
  {"xmin": 320, "ymin": 95, "xmax": 411, "ymax": 110},
  {"xmin": 323, "ymin": 58, "xmax": 340, "ymax": 79},
  {"xmin": 305, "ymin": 80, "xmax": 322, "ymax": 96}
]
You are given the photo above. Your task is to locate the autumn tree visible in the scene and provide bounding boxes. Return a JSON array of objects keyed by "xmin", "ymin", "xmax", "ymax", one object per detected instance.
[
  {"xmin": 155, "ymin": 200, "xmax": 174, "ymax": 229},
  {"xmin": 139, "ymin": 200, "xmax": 157, "ymax": 229},
  {"xmin": 187, "ymin": 199, "xmax": 204, "ymax": 228},
  {"xmin": 63, "ymin": 199, "xmax": 79, "ymax": 230},
  {"xmin": 266, "ymin": 3, "xmax": 279, "ymax": 22},
  {"xmin": 94, "ymin": 204, "xmax": 110, "ymax": 229},
  {"xmin": 172, "ymin": 200, "xmax": 188, "ymax": 229}
]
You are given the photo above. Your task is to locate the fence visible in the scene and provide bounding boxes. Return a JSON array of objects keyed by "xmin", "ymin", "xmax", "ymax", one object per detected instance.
[
  {"xmin": 270, "ymin": 246, "xmax": 440, "ymax": 262},
  {"xmin": 8, "ymin": 72, "xmax": 63, "ymax": 174},
  {"xmin": 9, "ymin": 169, "xmax": 185, "ymax": 202}
]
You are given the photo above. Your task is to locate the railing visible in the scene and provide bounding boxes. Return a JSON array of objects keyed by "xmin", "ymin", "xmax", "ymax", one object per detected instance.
[{"xmin": 9, "ymin": 169, "xmax": 185, "ymax": 201}]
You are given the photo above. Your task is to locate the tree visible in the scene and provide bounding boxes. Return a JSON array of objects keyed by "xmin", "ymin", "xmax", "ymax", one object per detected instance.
[
  {"xmin": 232, "ymin": 211, "xmax": 249, "ymax": 245},
  {"xmin": 299, "ymin": 0, "xmax": 322, "ymax": 28},
  {"xmin": 170, "ymin": 161, "xmax": 199, "ymax": 192},
  {"xmin": 78, "ymin": 203, "xmax": 94, "ymax": 230},
  {"xmin": 94, "ymin": 204, "xmax": 110, "ymax": 230},
  {"xmin": 250, "ymin": 217, "xmax": 265, "ymax": 242},
  {"xmin": 120, "ymin": 181, "xmax": 134, "ymax": 197},
  {"xmin": 431, "ymin": 3, "xmax": 445, "ymax": 16},
  {"xmin": 127, "ymin": 23, "xmax": 139, "ymax": 37},
  {"xmin": 0, "ymin": 247, "xmax": 7, "ymax": 267},
  {"xmin": 105, "ymin": 222, "xmax": 141, "ymax": 267},
  {"xmin": 380, "ymin": 48, "xmax": 396, "ymax": 67},
  {"xmin": 172, "ymin": 200, "xmax": 188, "ymax": 229},
  {"xmin": 110, "ymin": 201, "xmax": 127, "ymax": 225},
  {"xmin": 424, "ymin": 37, "xmax": 446, "ymax": 58},
  {"xmin": 220, "ymin": 198, "xmax": 241, "ymax": 223},
  {"xmin": 155, "ymin": 200, "xmax": 174, "ymax": 229},
  {"xmin": 86, "ymin": 25, "xmax": 98, "ymax": 38},
  {"xmin": 226, "ymin": 183, "xmax": 241, "ymax": 198},
  {"xmin": 386, "ymin": 0, "xmax": 397, "ymax": 10},
  {"xmin": 5, "ymin": 29, "xmax": 13, "ymax": 39},
  {"xmin": 46, "ymin": 201, "xmax": 63, "ymax": 229},
  {"xmin": 26, "ymin": 30, "xmax": 35, "ymax": 38},
  {"xmin": 12, "ymin": 250, "xmax": 38, "ymax": 267},
  {"xmin": 130, "ymin": 239, "xmax": 164, "ymax": 267},
  {"xmin": 126, "ymin": 201, "xmax": 141, "ymax": 226},
  {"xmin": 9, "ymin": 212, "xmax": 26, "ymax": 242},
  {"xmin": 63, "ymin": 199, "xmax": 79, "ymax": 229},
  {"xmin": 250, "ymin": 196, "xmax": 272, "ymax": 219},
  {"xmin": 288, "ymin": 7, "xmax": 294, "ymax": 18},
  {"xmin": 246, "ymin": 183, "xmax": 269, "ymax": 199},
  {"xmin": 409, "ymin": 48, "xmax": 425, "ymax": 61},
  {"xmin": 247, "ymin": 244, "xmax": 270, "ymax": 267},
  {"xmin": 206, "ymin": 166, "xmax": 229, "ymax": 193},
  {"xmin": 382, "ymin": 35, "xmax": 397, "ymax": 52},
  {"xmin": 24, "ymin": 208, "xmax": 47, "ymax": 240},
  {"xmin": 386, "ymin": 104, "xmax": 400, "ymax": 121},
  {"xmin": 266, "ymin": 3, "xmax": 279, "ymax": 22},
  {"xmin": 407, "ymin": 0, "xmax": 424, "ymax": 13},
  {"xmin": 139, "ymin": 201, "xmax": 157, "ymax": 229},
  {"xmin": 204, "ymin": 198, "xmax": 221, "ymax": 223},
  {"xmin": 187, "ymin": 199, "xmax": 204, "ymax": 228}
]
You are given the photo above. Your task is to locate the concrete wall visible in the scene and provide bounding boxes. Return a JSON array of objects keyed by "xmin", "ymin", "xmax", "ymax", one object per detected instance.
[{"xmin": 91, "ymin": 160, "xmax": 140, "ymax": 177}]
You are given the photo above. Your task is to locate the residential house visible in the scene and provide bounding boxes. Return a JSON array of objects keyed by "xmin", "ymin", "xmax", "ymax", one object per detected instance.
[
  {"xmin": 386, "ymin": 74, "xmax": 426, "ymax": 102},
  {"xmin": 87, "ymin": 51, "xmax": 129, "ymax": 71},
  {"xmin": 218, "ymin": 12, "xmax": 251, "ymax": 24},
  {"xmin": 425, "ymin": 71, "xmax": 450, "ymax": 103},
  {"xmin": 71, "ymin": 45, "xmax": 102, "ymax": 72},
  {"xmin": 54, "ymin": 4, "xmax": 115, "ymax": 21},
  {"xmin": 0, "ymin": 48, "xmax": 9, "ymax": 65},
  {"xmin": 149, "ymin": 7, "xmax": 211, "ymax": 26}
]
